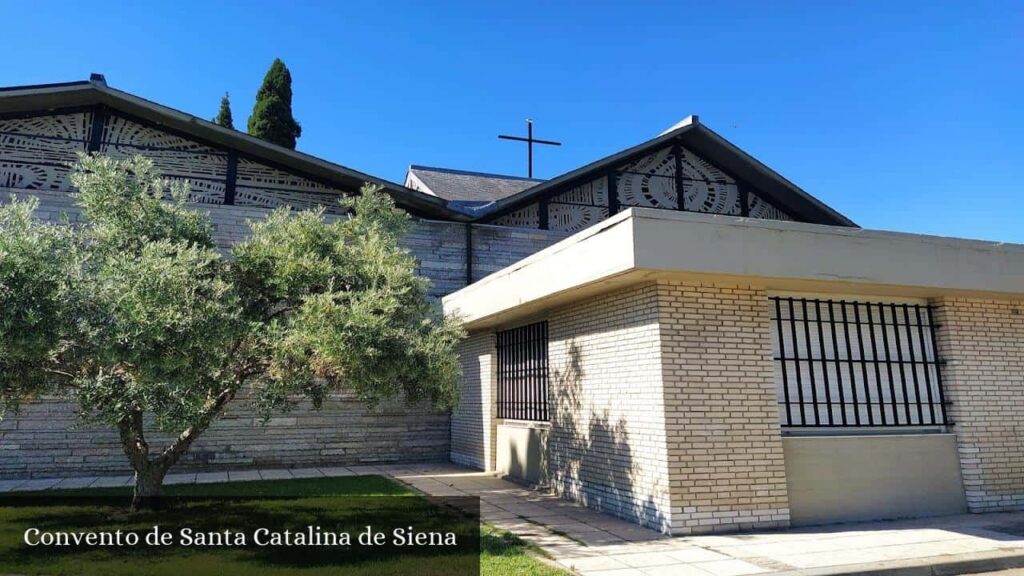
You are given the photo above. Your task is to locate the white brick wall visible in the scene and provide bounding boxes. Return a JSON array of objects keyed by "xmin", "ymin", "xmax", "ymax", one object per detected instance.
[
  {"xmin": 450, "ymin": 332, "xmax": 497, "ymax": 469},
  {"xmin": 547, "ymin": 284, "xmax": 674, "ymax": 532},
  {"xmin": 932, "ymin": 297, "xmax": 1024, "ymax": 512},
  {"xmin": 464, "ymin": 281, "xmax": 793, "ymax": 534},
  {"xmin": 658, "ymin": 281, "xmax": 790, "ymax": 533}
]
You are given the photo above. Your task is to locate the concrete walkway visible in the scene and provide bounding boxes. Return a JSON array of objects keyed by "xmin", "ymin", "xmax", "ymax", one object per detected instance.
[
  {"xmin": 6, "ymin": 463, "xmax": 1024, "ymax": 576},
  {"xmin": 383, "ymin": 463, "xmax": 1024, "ymax": 576}
]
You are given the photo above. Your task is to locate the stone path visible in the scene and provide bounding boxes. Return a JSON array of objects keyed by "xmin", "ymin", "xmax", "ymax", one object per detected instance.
[{"xmin": 6, "ymin": 462, "xmax": 1024, "ymax": 576}]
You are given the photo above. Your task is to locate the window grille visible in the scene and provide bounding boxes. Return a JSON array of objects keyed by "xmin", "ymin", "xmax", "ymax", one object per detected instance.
[
  {"xmin": 769, "ymin": 297, "xmax": 948, "ymax": 428},
  {"xmin": 496, "ymin": 322, "xmax": 549, "ymax": 421}
]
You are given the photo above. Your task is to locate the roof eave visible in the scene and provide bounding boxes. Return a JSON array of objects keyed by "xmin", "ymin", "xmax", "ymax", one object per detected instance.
[{"xmin": 683, "ymin": 124, "xmax": 857, "ymax": 227}]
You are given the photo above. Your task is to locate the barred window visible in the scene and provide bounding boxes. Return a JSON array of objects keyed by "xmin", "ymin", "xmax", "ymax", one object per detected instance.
[
  {"xmin": 770, "ymin": 296, "xmax": 948, "ymax": 428},
  {"xmin": 496, "ymin": 322, "xmax": 549, "ymax": 421}
]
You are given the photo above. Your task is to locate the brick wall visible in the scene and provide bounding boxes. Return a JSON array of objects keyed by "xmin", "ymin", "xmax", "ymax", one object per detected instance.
[
  {"xmin": 490, "ymin": 281, "xmax": 792, "ymax": 534},
  {"xmin": 657, "ymin": 281, "xmax": 790, "ymax": 533},
  {"xmin": 450, "ymin": 333, "xmax": 497, "ymax": 469},
  {"xmin": 932, "ymin": 297, "xmax": 1024, "ymax": 512},
  {"xmin": 547, "ymin": 283, "xmax": 674, "ymax": 532}
]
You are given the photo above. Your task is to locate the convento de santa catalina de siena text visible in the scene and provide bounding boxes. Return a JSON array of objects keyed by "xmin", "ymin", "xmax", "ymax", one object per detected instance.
[{"xmin": 22, "ymin": 525, "xmax": 458, "ymax": 548}]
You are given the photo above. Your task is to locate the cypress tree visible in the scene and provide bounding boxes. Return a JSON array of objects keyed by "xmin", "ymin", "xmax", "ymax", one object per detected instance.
[
  {"xmin": 247, "ymin": 59, "xmax": 302, "ymax": 149},
  {"xmin": 214, "ymin": 92, "xmax": 234, "ymax": 129}
]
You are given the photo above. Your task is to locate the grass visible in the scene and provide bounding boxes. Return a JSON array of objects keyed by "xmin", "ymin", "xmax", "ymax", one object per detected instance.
[
  {"xmin": 480, "ymin": 525, "xmax": 568, "ymax": 576},
  {"xmin": 0, "ymin": 475, "xmax": 568, "ymax": 576}
]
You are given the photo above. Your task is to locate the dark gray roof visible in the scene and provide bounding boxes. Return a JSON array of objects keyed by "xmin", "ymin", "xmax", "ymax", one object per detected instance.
[
  {"xmin": 407, "ymin": 165, "xmax": 543, "ymax": 202},
  {"xmin": 0, "ymin": 77, "xmax": 465, "ymax": 221}
]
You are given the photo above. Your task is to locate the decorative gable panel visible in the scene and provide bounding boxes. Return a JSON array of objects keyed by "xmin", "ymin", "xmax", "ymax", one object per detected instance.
[
  {"xmin": 493, "ymin": 142, "xmax": 793, "ymax": 233},
  {"xmin": 0, "ymin": 109, "xmax": 355, "ymax": 213}
]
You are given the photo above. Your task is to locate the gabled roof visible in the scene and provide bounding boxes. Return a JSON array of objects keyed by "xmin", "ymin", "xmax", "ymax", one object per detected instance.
[
  {"xmin": 1, "ymin": 77, "xmax": 854, "ymax": 227},
  {"xmin": 0, "ymin": 77, "xmax": 466, "ymax": 221},
  {"xmin": 480, "ymin": 115, "xmax": 856, "ymax": 227},
  {"xmin": 405, "ymin": 165, "xmax": 543, "ymax": 202}
]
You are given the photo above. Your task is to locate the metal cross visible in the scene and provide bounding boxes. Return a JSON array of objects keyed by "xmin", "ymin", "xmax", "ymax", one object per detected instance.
[{"xmin": 498, "ymin": 119, "xmax": 561, "ymax": 179}]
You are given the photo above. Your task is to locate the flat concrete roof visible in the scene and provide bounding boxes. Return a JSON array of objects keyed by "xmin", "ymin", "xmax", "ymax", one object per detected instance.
[{"xmin": 443, "ymin": 208, "xmax": 1024, "ymax": 329}]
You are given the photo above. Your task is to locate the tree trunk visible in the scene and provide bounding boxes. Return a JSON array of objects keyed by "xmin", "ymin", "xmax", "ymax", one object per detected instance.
[
  {"xmin": 119, "ymin": 387, "xmax": 239, "ymax": 512},
  {"xmin": 131, "ymin": 465, "xmax": 166, "ymax": 511}
]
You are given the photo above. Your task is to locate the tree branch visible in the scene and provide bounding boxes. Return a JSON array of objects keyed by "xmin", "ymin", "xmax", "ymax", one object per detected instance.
[
  {"xmin": 41, "ymin": 367, "xmax": 77, "ymax": 381},
  {"xmin": 156, "ymin": 385, "xmax": 237, "ymax": 470}
]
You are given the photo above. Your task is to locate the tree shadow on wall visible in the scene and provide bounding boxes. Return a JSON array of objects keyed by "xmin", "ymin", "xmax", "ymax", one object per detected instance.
[{"xmin": 548, "ymin": 341, "xmax": 668, "ymax": 533}]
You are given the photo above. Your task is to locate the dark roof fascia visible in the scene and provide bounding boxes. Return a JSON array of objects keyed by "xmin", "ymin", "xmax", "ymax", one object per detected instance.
[
  {"xmin": 478, "ymin": 120, "xmax": 856, "ymax": 227},
  {"xmin": 0, "ymin": 82, "xmax": 468, "ymax": 221},
  {"xmin": 678, "ymin": 125, "xmax": 856, "ymax": 227}
]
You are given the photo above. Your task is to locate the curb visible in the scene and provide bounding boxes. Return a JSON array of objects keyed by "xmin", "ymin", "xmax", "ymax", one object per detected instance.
[{"xmin": 771, "ymin": 550, "xmax": 1024, "ymax": 576}]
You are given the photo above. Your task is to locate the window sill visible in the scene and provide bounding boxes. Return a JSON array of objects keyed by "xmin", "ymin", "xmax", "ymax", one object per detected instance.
[{"xmin": 496, "ymin": 419, "xmax": 551, "ymax": 430}]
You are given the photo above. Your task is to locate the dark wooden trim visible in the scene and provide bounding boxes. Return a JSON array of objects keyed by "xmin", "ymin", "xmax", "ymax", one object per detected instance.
[
  {"xmin": 607, "ymin": 171, "xmax": 619, "ymax": 215},
  {"xmin": 464, "ymin": 223, "xmax": 473, "ymax": 285},
  {"xmin": 739, "ymin": 182, "xmax": 750, "ymax": 216},
  {"xmin": 538, "ymin": 198, "xmax": 549, "ymax": 230},
  {"xmin": 86, "ymin": 106, "xmax": 106, "ymax": 153},
  {"xmin": 672, "ymin": 140, "xmax": 685, "ymax": 210},
  {"xmin": 0, "ymin": 105, "xmax": 96, "ymax": 123},
  {"xmin": 224, "ymin": 152, "xmax": 238, "ymax": 205}
]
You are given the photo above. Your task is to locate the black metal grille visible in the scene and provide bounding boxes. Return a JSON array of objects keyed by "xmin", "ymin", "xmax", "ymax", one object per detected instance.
[
  {"xmin": 770, "ymin": 297, "xmax": 948, "ymax": 428},
  {"xmin": 496, "ymin": 322, "xmax": 549, "ymax": 421}
]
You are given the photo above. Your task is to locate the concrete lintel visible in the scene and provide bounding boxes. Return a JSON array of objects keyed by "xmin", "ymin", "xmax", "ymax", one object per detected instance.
[{"xmin": 444, "ymin": 208, "xmax": 1024, "ymax": 329}]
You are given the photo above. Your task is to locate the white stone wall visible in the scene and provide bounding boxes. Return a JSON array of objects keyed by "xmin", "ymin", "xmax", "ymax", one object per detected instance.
[
  {"xmin": 0, "ymin": 187, "xmax": 564, "ymax": 478},
  {"xmin": 0, "ymin": 391, "xmax": 449, "ymax": 480}
]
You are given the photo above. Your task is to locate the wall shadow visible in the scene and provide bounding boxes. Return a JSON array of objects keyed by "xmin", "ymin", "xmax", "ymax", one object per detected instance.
[{"xmin": 547, "ymin": 341, "xmax": 668, "ymax": 533}]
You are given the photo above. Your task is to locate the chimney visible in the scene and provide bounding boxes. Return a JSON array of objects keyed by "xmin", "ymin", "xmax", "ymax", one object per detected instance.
[{"xmin": 89, "ymin": 73, "xmax": 107, "ymax": 87}]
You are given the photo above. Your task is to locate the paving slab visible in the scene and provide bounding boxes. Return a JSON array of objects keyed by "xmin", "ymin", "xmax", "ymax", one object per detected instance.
[
  {"xmin": 16, "ymin": 478, "xmax": 61, "ymax": 491},
  {"xmin": 194, "ymin": 472, "xmax": 229, "ymax": 484},
  {"xmin": 226, "ymin": 470, "xmax": 260, "ymax": 482},
  {"xmin": 287, "ymin": 467, "xmax": 325, "ymax": 478},
  {"xmin": 0, "ymin": 479, "xmax": 26, "ymax": 492},
  {"xmin": 317, "ymin": 466, "xmax": 355, "ymax": 477},
  {"xmin": 90, "ymin": 475, "xmax": 132, "ymax": 488},
  {"xmin": 257, "ymin": 469, "xmax": 293, "ymax": 481},
  {"xmin": 53, "ymin": 476, "xmax": 98, "ymax": 489},
  {"xmin": 164, "ymin": 473, "xmax": 197, "ymax": 485}
]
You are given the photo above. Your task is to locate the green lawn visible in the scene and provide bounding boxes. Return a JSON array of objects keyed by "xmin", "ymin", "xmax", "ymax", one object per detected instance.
[{"xmin": 0, "ymin": 475, "xmax": 567, "ymax": 576}]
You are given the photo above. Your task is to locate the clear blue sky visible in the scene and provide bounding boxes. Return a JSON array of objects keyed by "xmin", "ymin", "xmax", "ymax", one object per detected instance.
[{"xmin": 5, "ymin": 1, "xmax": 1022, "ymax": 240}]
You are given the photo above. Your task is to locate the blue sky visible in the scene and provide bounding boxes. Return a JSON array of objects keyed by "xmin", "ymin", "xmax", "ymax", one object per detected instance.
[{"xmin": 5, "ymin": 1, "xmax": 1022, "ymax": 240}]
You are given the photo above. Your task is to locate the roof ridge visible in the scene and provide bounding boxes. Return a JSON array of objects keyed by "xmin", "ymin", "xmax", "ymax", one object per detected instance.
[
  {"xmin": 0, "ymin": 80, "xmax": 92, "ymax": 92},
  {"xmin": 410, "ymin": 165, "xmax": 545, "ymax": 182}
]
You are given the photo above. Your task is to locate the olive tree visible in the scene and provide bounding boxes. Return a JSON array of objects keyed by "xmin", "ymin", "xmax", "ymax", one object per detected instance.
[{"xmin": 0, "ymin": 154, "xmax": 463, "ymax": 510}]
